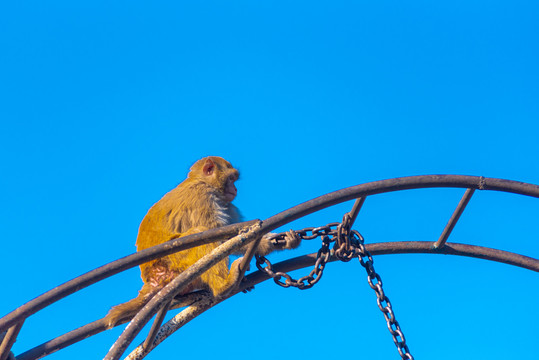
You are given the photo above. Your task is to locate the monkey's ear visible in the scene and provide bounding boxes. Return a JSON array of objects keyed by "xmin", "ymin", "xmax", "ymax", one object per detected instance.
[{"xmin": 202, "ymin": 158, "xmax": 215, "ymax": 176}]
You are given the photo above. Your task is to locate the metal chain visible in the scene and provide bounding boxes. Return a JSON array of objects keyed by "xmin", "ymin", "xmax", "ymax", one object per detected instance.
[
  {"xmin": 256, "ymin": 224, "xmax": 339, "ymax": 289},
  {"xmin": 257, "ymin": 217, "xmax": 414, "ymax": 360},
  {"xmin": 351, "ymin": 229, "xmax": 414, "ymax": 359}
]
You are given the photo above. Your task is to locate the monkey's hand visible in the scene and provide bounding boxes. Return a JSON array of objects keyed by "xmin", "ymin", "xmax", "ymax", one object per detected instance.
[
  {"xmin": 255, "ymin": 230, "xmax": 301, "ymax": 257},
  {"xmin": 282, "ymin": 230, "xmax": 301, "ymax": 250}
]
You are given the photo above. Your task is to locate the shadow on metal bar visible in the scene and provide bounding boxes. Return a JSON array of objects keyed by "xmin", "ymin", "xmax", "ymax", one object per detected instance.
[{"xmin": 0, "ymin": 175, "xmax": 537, "ymax": 360}]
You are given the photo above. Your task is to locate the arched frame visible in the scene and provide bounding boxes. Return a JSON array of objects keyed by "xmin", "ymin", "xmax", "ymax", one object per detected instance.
[{"xmin": 0, "ymin": 175, "xmax": 537, "ymax": 360}]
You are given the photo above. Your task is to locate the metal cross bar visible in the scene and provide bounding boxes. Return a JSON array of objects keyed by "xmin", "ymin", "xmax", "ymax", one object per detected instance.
[
  {"xmin": 347, "ymin": 197, "xmax": 366, "ymax": 228},
  {"xmin": 433, "ymin": 188, "xmax": 475, "ymax": 249},
  {"xmin": 142, "ymin": 300, "xmax": 171, "ymax": 353},
  {"xmin": 0, "ymin": 321, "xmax": 23, "ymax": 360}
]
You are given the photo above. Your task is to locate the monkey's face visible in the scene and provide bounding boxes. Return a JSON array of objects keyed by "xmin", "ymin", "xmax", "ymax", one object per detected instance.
[
  {"xmin": 223, "ymin": 173, "xmax": 238, "ymax": 202},
  {"xmin": 192, "ymin": 156, "xmax": 240, "ymax": 202}
]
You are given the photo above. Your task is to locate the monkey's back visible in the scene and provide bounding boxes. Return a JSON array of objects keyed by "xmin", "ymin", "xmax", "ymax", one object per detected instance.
[{"xmin": 135, "ymin": 179, "xmax": 240, "ymax": 289}]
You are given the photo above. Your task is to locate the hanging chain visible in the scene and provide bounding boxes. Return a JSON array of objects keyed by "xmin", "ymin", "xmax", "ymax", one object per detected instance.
[
  {"xmin": 349, "ymin": 221, "xmax": 414, "ymax": 359},
  {"xmin": 257, "ymin": 215, "xmax": 414, "ymax": 360}
]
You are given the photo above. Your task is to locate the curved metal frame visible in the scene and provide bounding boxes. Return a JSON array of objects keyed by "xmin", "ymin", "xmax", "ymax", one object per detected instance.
[{"xmin": 0, "ymin": 175, "xmax": 537, "ymax": 360}]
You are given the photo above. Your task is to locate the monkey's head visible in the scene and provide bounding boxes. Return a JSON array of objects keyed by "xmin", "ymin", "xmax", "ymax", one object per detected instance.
[{"xmin": 189, "ymin": 156, "xmax": 240, "ymax": 202}]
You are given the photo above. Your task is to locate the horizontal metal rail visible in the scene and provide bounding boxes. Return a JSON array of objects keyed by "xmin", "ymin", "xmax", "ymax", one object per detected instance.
[{"xmin": 243, "ymin": 241, "xmax": 539, "ymax": 290}]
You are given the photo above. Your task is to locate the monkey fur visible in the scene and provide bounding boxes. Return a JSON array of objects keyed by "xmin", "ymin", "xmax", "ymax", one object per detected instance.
[{"xmin": 105, "ymin": 156, "xmax": 300, "ymax": 328}]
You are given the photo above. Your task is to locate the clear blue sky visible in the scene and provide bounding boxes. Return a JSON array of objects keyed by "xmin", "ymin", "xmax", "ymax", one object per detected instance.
[{"xmin": 1, "ymin": 1, "xmax": 538, "ymax": 359}]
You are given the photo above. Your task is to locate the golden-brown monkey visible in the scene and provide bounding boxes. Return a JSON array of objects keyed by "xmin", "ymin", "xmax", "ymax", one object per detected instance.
[{"xmin": 105, "ymin": 156, "xmax": 299, "ymax": 328}]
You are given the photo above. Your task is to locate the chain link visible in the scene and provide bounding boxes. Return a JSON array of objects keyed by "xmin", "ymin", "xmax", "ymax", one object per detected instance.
[
  {"xmin": 256, "ymin": 216, "xmax": 414, "ymax": 360},
  {"xmin": 256, "ymin": 225, "xmax": 337, "ymax": 289}
]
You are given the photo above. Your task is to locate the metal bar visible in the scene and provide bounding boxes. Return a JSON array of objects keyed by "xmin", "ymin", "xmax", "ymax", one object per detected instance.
[
  {"xmin": 242, "ymin": 241, "xmax": 539, "ymax": 290},
  {"xmin": 125, "ymin": 294, "xmax": 216, "ymax": 360},
  {"xmin": 237, "ymin": 235, "xmax": 263, "ymax": 281},
  {"xmin": 0, "ymin": 321, "xmax": 23, "ymax": 360},
  {"xmin": 363, "ymin": 242, "xmax": 539, "ymax": 271},
  {"xmin": 142, "ymin": 301, "xmax": 171, "ymax": 352},
  {"xmin": 104, "ymin": 222, "xmax": 262, "ymax": 360},
  {"xmin": 16, "ymin": 292, "xmax": 207, "ymax": 360},
  {"xmin": 347, "ymin": 197, "xmax": 366, "ymax": 228},
  {"xmin": 260, "ymin": 175, "xmax": 539, "ymax": 233},
  {"xmin": 0, "ymin": 220, "xmax": 259, "ymax": 333},
  {"xmin": 434, "ymin": 188, "xmax": 475, "ymax": 249},
  {"xmin": 16, "ymin": 319, "xmax": 105, "ymax": 360}
]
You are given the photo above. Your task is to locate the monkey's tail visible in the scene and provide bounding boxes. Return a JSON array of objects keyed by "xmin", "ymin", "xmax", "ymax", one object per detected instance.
[{"xmin": 104, "ymin": 284, "xmax": 157, "ymax": 329}]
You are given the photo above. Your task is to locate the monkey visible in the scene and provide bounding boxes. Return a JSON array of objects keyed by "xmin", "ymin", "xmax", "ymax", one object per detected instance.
[{"xmin": 105, "ymin": 156, "xmax": 300, "ymax": 328}]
